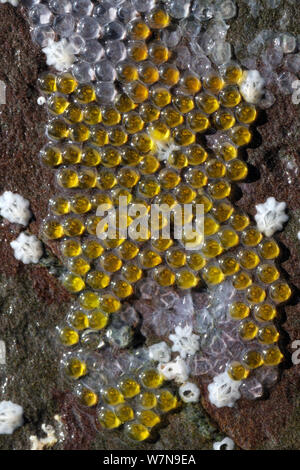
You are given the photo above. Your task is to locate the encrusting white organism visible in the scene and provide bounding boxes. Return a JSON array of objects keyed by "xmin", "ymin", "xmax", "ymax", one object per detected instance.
[
  {"xmin": 42, "ymin": 38, "xmax": 75, "ymax": 72},
  {"xmin": 213, "ymin": 437, "xmax": 235, "ymax": 450},
  {"xmin": 239, "ymin": 69, "xmax": 265, "ymax": 104},
  {"xmin": 0, "ymin": 191, "xmax": 32, "ymax": 226},
  {"xmin": 0, "ymin": 0, "xmax": 19, "ymax": 6},
  {"xmin": 254, "ymin": 196, "xmax": 288, "ymax": 237},
  {"xmin": 37, "ymin": 96, "xmax": 46, "ymax": 106},
  {"xmin": 207, "ymin": 371, "xmax": 241, "ymax": 408},
  {"xmin": 0, "ymin": 401, "xmax": 23, "ymax": 435},
  {"xmin": 154, "ymin": 138, "xmax": 180, "ymax": 162},
  {"xmin": 179, "ymin": 382, "xmax": 200, "ymax": 403},
  {"xmin": 158, "ymin": 356, "xmax": 190, "ymax": 384},
  {"xmin": 10, "ymin": 232, "xmax": 43, "ymax": 264},
  {"xmin": 148, "ymin": 341, "xmax": 171, "ymax": 363},
  {"xmin": 30, "ymin": 424, "xmax": 58, "ymax": 450},
  {"xmin": 169, "ymin": 324, "xmax": 200, "ymax": 359}
]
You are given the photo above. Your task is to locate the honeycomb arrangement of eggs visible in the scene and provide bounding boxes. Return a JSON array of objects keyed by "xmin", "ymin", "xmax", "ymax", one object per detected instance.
[
  {"xmin": 63, "ymin": 351, "xmax": 178, "ymax": 441},
  {"xmin": 25, "ymin": 0, "xmax": 292, "ymax": 439}
]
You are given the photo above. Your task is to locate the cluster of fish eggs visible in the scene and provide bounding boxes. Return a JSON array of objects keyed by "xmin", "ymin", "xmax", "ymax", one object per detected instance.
[
  {"xmin": 23, "ymin": 0, "xmax": 194, "ymax": 95},
  {"xmin": 28, "ymin": 0, "xmax": 292, "ymax": 437},
  {"xmin": 225, "ymin": 237, "xmax": 290, "ymax": 381},
  {"xmin": 40, "ymin": 63, "xmax": 290, "ymax": 380},
  {"xmin": 63, "ymin": 350, "xmax": 178, "ymax": 441}
]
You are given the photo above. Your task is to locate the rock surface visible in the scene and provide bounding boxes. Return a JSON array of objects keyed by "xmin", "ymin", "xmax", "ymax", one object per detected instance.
[{"xmin": 0, "ymin": 2, "xmax": 299, "ymax": 450}]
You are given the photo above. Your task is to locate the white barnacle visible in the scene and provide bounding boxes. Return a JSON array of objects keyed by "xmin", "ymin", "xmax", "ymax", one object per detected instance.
[
  {"xmin": 169, "ymin": 324, "xmax": 200, "ymax": 359},
  {"xmin": 10, "ymin": 232, "xmax": 43, "ymax": 264},
  {"xmin": 42, "ymin": 38, "xmax": 75, "ymax": 72},
  {"xmin": 213, "ymin": 437, "xmax": 235, "ymax": 450},
  {"xmin": 0, "ymin": 401, "xmax": 23, "ymax": 435},
  {"xmin": 179, "ymin": 382, "xmax": 200, "ymax": 403},
  {"xmin": 207, "ymin": 371, "xmax": 241, "ymax": 408},
  {"xmin": 0, "ymin": 191, "xmax": 32, "ymax": 226},
  {"xmin": 254, "ymin": 196, "xmax": 288, "ymax": 237},
  {"xmin": 158, "ymin": 356, "xmax": 190, "ymax": 384},
  {"xmin": 37, "ymin": 96, "xmax": 46, "ymax": 106},
  {"xmin": 148, "ymin": 341, "xmax": 171, "ymax": 363}
]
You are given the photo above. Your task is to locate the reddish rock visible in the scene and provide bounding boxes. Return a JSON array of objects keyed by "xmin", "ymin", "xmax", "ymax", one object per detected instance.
[{"xmin": 54, "ymin": 391, "xmax": 98, "ymax": 451}]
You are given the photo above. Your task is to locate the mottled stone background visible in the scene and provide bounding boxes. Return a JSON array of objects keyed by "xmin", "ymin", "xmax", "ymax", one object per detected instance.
[{"xmin": 0, "ymin": 1, "xmax": 299, "ymax": 450}]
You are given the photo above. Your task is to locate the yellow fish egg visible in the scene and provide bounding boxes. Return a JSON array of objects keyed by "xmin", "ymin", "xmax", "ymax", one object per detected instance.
[
  {"xmin": 227, "ymin": 362, "xmax": 249, "ymax": 381},
  {"xmin": 122, "ymin": 263, "xmax": 143, "ymax": 283},
  {"xmin": 258, "ymin": 239, "xmax": 280, "ymax": 259},
  {"xmin": 229, "ymin": 302, "xmax": 250, "ymax": 320},
  {"xmin": 140, "ymin": 369, "xmax": 164, "ymax": 388},
  {"xmin": 176, "ymin": 270, "xmax": 199, "ymax": 289},
  {"xmin": 242, "ymin": 350, "xmax": 264, "ymax": 369},
  {"xmin": 40, "ymin": 145, "xmax": 62, "ymax": 167},
  {"xmin": 98, "ymin": 408, "xmax": 121, "ymax": 429},
  {"xmin": 219, "ymin": 256, "xmax": 239, "ymax": 276},
  {"xmin": 102, "ymin": 387, "xmax": 124, "ymax": 406},
  {"xmin": 79, "ymin": 291, "xmax": 100, "ymax": 310},
  {"xmin": 195, "ymin": 93, "xmax": 220, "ymax": 114},
  {"xmin": 239, "ymin": 320, "xmax": 258, "ymax": 341},
  {"xmin": 65, "ymin": 357, "xmax": 87, "ymax": 380},
  {"xmin": 88, "ymin": 310, "xmax": 109, "ymax": 330},
  {"xmin": 202, "ymin": 264, "xmax": 225, "ymax": 285},
  {"xmin": 43, "ymin": 220, "xmax": 64, "ymax": 240},
  {"xmin": 258, "ymin": 325, "xmax": 279, "ymax": 344},
  {"xmin": 203, "ymin": 74, "xmax": 224, "ymax": 94},
  {"xmin": 115, "ymin": 404, "xmax": 135, "ymax": 423},
  {"xmin": 159, "ymin": 64, "xmax": 180, "ymax": 86},
  {"xmin": 80, "ymin": 387, "xmax": 98, "ymax": 407},
  {"xmin": 147, "ymin": 9, "xmax": 170, "ymax": 29},
  {"xmin": 157, "ymin": 390, "xmax": 178, "ymax": 412},
  {"xmin": 224, "ymin": 64, "xmax": 243, "ymax": 85},
  {"xmin": 257, "ymin": 264, "xmax": 280, "ymax": 284},
  {"xmin": 232, "ymin": 271, "xmax": 252, "ymax": 290},
  {"xmin": 254, "ymin": 304, "xmax": 277, "ymax": 322},
  {"xmin": 137, "ymin": 410, "xmax": 160, "ymax": 427},
  {"xmin": 129, "ymin": 20, "xmax": 151, "ymax": 40},
  {"xmin": 99, "ymin": 294, "xmax": 121, "ymax": 313},
  {"xmin": 125, "ymin": 422, "xmax": 150, "ymax": 441},
  {"xmin": 270, "ymin": 282, "xmax": 291, "ymax": 303},
  {"xmin": 139, "ymin": 391, "xmax": 157, "ymax": 409},
  {"xmin": 61, "ymin": 239, "xmax": 82, "ymax": 258},
  {"xmin": 49, "ymin": 196, "xmax": 70, "ymax": 215},
  {"xmin": 57, "ymin": 73, "xmax": 78, "ymax": 95},
  {"xmin": 59, "ymin": 327, "xmax": 79, "ymax": 346},
  {"xmin": 68, "ymin": 310, "xmax": 89, "ymax": 331},
  {"xmin": 38, "ymin": 73, "xmax": 57, "ymax": 93},
  {"xmin": 118, "ymin": 377, "xmax": 141, "ymax": 398},
  {"xmin": 62, "ymin": 273, "xmax": 85, "ymax": 293},
  {"xmin": 154, "ymin": 266, "xmax": 176, "ymax": 287},
  {"xmin": 262, "ymin": 346, "xmax": 284, "ymax": 366}
]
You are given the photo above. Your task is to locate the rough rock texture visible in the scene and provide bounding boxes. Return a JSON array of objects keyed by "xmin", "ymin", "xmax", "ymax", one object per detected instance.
[{"xmin": 0, "ymin": 1, "xmax": 299, "ymax": 450}]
